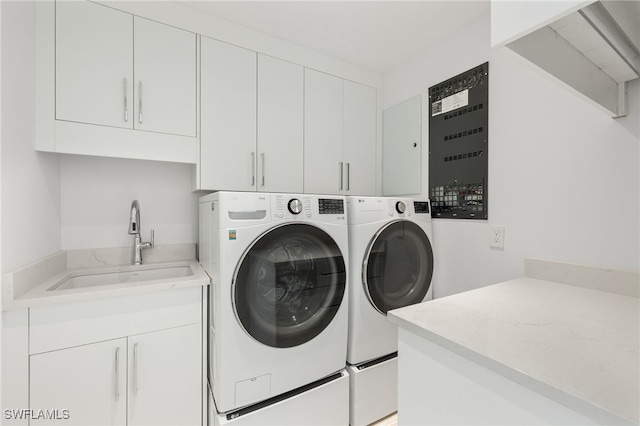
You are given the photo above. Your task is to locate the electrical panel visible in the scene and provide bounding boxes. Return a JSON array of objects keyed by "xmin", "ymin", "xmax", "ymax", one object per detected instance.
[{"xmin": 429, "ymin": 63, "xmax": 488, "ymax": 220}]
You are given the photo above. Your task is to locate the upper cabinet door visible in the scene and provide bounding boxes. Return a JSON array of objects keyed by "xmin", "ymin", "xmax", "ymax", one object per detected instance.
[
  {"xmin": 257, "ymin": 55, "xmax": 304, "ymax": 193},
  {"xmin": 304, "ymin": 69, "xmax": 343, "ymax": 195},
  {"xmin": 200, "ymin": 37, "xmax": 257, "ymax": 191},
  {"xmin": 55, "ymin": 1, "xmax": 133, "ymax": 129},
  {"xmin": 133, "ymin": 17, "xmax": 197, "ymax": 137},
  {"xmin": 343, "ymin": 81, "xmax": 377, "ymax": 196}
]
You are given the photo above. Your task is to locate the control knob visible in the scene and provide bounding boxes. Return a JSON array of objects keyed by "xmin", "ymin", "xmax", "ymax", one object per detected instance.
[
  {"xmin": 288, "ymin": 199, "xmax": 303, "ymax": 215},
  {"xmin": 395, "ymin": 201, "xmax": 406, "ymax": 214}
]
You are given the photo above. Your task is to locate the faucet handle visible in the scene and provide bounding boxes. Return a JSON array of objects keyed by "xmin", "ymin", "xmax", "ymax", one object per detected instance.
[{"xmin": 149, "ymin": 229, "xmax": 155, "ymax": 248}]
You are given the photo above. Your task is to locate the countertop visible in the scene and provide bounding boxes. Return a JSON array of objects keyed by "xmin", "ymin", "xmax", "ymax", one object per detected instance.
[
  {"xmin": 388, "ymin": 259, "xmax": 640, "ymax": 424},
  {"xmin": 2, "ymin": 244, "xmax": 210, "ymax": 310}
]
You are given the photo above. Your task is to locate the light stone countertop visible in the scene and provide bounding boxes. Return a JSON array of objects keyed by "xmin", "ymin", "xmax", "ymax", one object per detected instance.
[
  {"xmin": 388, "ymin": 260, "xmax": 640, "ymax": 425},
  {"xmin": 2, "ymin": 244, "xmax": 210, "ymax": 310}
]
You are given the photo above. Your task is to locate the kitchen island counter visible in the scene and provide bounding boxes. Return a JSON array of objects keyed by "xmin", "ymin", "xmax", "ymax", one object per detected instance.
[{"xmin": 388, "ymin": 259, "xmax": 639, "ymax": 425}]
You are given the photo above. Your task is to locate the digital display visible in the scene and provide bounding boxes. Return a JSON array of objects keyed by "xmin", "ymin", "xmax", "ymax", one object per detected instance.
[
  {"xmin": 318, "ymin": 199, "xmax": 344, "ymax": 215},
  {"xmin": 414, "ymin": 201, "xmax": 430, "ymax": 214}
]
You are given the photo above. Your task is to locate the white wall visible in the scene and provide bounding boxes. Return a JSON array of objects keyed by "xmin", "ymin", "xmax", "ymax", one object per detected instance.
[
  {"xmin": 1, "ymin": 1, "xmax": 60, "ymax": 274},
  {"xmin": 60, "ymin": 156, "xmax": 199, "ymax": 250},
  {"xmin": 384, "ymin": 11, "xmax": 640, "ymax": 298},
  {"xmin": 1, "ymin": 1, "xmax": 58, "ymax": 417}
]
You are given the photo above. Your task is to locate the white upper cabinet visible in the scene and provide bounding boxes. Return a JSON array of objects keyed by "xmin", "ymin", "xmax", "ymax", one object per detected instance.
[
  {"xmin": 304, "ymin": 69, "xmax": 377, "ymax": 196},
  {"xmin": 199, "ymin": 44, "xmax": 305, "ymax": 193},
  {"xmin": 257, "ymin": 54, "xmax": 304, "ymax": 193},
  {"xmin": 200, "ymin": 37, "xmax": 257, "ymax": 191},
  {"xmin": 304, "ymin": 69, "xmax": 344, "ymax": 195},
  {"xmin": 55, "ymin": 1, "xmax": 133, "ymax": 129},
  {"xmin": 133, "ymin": 17, "xmax": 197, "ymax": 137},
  {"xmin": 343, "ymin": 80, "xmax": 377, "ymax": 196},
  {"xmin": 37, "ymin": 1, "xmax": 198, "ymax": 163}
]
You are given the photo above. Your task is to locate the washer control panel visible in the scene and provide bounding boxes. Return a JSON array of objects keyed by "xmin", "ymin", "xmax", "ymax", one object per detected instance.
[
  {"xmin": 273, "ymin": 194, "xmax": 345, "ymax": 222},
  {"xmin": 319, "ymin": 198, "xmax": 344, "ymax": 215}
]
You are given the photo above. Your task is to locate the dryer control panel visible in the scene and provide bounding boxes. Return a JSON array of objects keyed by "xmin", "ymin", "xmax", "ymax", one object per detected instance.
[{"xmin": 414, "ymin": 201, "xmax": 430, "ymax": 214}]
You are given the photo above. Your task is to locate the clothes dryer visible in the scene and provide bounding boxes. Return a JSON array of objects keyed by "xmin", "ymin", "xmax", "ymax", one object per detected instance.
[
  {"xmin": 199, "ymin": 192, "xmax": 349, "ymax": 414},
  {"xmin": 346, "ymin": 196, "xmax": 434, "ymax": 425}
]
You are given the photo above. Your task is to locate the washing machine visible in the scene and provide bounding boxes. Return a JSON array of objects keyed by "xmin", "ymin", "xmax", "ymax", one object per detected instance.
[
  {"xmin": 199, "ymin": 191, "xmax": 349, "ymax": 415},
  {"xmin": 346, "ymin": 196, "xmax": 434, "ymax": 426}
]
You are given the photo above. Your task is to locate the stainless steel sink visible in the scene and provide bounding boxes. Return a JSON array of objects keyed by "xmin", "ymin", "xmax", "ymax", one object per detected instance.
[{"xmin": 48, "ymin": 264, "xmax": 194, "ymax": 291}]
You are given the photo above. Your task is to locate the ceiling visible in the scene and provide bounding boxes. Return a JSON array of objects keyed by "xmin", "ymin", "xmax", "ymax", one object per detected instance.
[{"xmin": 180, "ymin": 1, "xmax": 490, "ymax": 73}]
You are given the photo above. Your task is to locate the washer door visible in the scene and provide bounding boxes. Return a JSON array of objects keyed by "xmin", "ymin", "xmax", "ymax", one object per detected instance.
[
  {"xmin": 364, "ymin": 220, "xmax": 434, "ymax": 314},
  {"xmin": 233, "ymin": 223, "xmax": 346, "ymax": 348}
]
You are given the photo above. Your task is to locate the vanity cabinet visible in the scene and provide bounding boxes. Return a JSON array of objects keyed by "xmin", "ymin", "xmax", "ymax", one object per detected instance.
[
  {"xmin": 199, "ymin": 38, "xmax": 304, "ymax": 193},
  {"xmin": 36, "ymin": 1, "xmax": 198, "ymax": 163},
  {"xmin": 304, "ymin": 69, "xmax": 376, "ymax": 196},
  {"xmin": 28, "ymin": 287, "xmax": 204, "ymax": 426}
]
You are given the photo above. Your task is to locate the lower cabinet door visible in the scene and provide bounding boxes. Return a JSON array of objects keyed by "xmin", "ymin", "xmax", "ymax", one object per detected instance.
[
  {"xmin": 30, "ymin": 338, "xmax": 127, "ymax": 426},
  {"xmin": 127, "ymin": 324, "xmax": 202, "ymax": 426}
]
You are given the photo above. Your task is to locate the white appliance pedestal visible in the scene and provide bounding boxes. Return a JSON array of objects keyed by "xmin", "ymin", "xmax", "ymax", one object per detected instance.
[
  {"xmin": 210, "ymin": 370, "xmax": 349, "ymax": 426},
  {"xmin": 347, "ymin": 355, "xmax": 398, "ymax": 426}
]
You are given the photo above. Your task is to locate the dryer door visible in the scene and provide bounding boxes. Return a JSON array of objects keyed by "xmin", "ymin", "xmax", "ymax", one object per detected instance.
[
  {"xmin": 364, "ymin": 220, "xmax": 434, "ymax": 314},
  {"xmin": 233, "ymin": 223, "xmax": 346, "ymax": 348}
]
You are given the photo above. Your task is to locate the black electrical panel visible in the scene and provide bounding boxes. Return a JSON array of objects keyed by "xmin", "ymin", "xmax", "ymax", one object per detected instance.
[{"xmin": 429, "ymin": 62, "xmax": 488, "ymax": 220}]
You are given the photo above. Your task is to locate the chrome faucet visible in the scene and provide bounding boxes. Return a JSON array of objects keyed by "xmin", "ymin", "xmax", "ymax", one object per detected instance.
[{"xmin": 128, "ymin": 200, "xmax": 154, "ymax": 265}]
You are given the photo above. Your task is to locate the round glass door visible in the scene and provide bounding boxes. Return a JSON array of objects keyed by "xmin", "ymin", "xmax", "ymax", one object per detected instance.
[
  {"xmin": 233, "ymin": 224, "xmax": 346, "ymax": 348},
  {"xmin": 364, "ymin": 220, "xmax": 433, "ymax": 314}
]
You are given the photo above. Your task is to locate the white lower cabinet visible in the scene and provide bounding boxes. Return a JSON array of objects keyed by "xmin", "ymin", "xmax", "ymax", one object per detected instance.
[
  {"xmin": 28, "ymin": 287, "xmax": 204, "ymax": 425},
  {"xmin": 30, "ymin": 338, "xmax": 128, "ymax": 426},
  {"xmin": 128, "ymin": 325, "xmax": 201, "ymax": 426}
]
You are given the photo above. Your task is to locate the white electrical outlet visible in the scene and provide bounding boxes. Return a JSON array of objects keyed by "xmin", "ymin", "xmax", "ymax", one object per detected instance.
[{"xmin": 490, "ymin": 226, "xmax": 505, "ymax": 249}]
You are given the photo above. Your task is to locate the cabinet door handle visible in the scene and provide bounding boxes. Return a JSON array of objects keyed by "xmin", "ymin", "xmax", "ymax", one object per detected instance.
[
  {"xmin": 138, "ymin": 81, "xmax": 143, "ymax": 124},
  {"xmin": 339, "ymin": 162, "xmax": 344, "ymax": 191},
  {"xmin": 123, "ymin": 78, "xmax": 128, "ymax": 122},
  {"xmin": 133, "ymin": 343, "xmax": 138, "ymax": 396},
  {"xmin": 346, "ymin": 162, "xmax": 350, "ymax": 191},
  {"xmin": 114, "ymin": 347, "xmax": 120, "ymax": 401},
  {"xmin": 261, "ymin": 153, "xmax": 265, "ymax": 187},
  {"xmin": 251, "ymin": 152, "xmax": 256, "ymax": 186}
]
